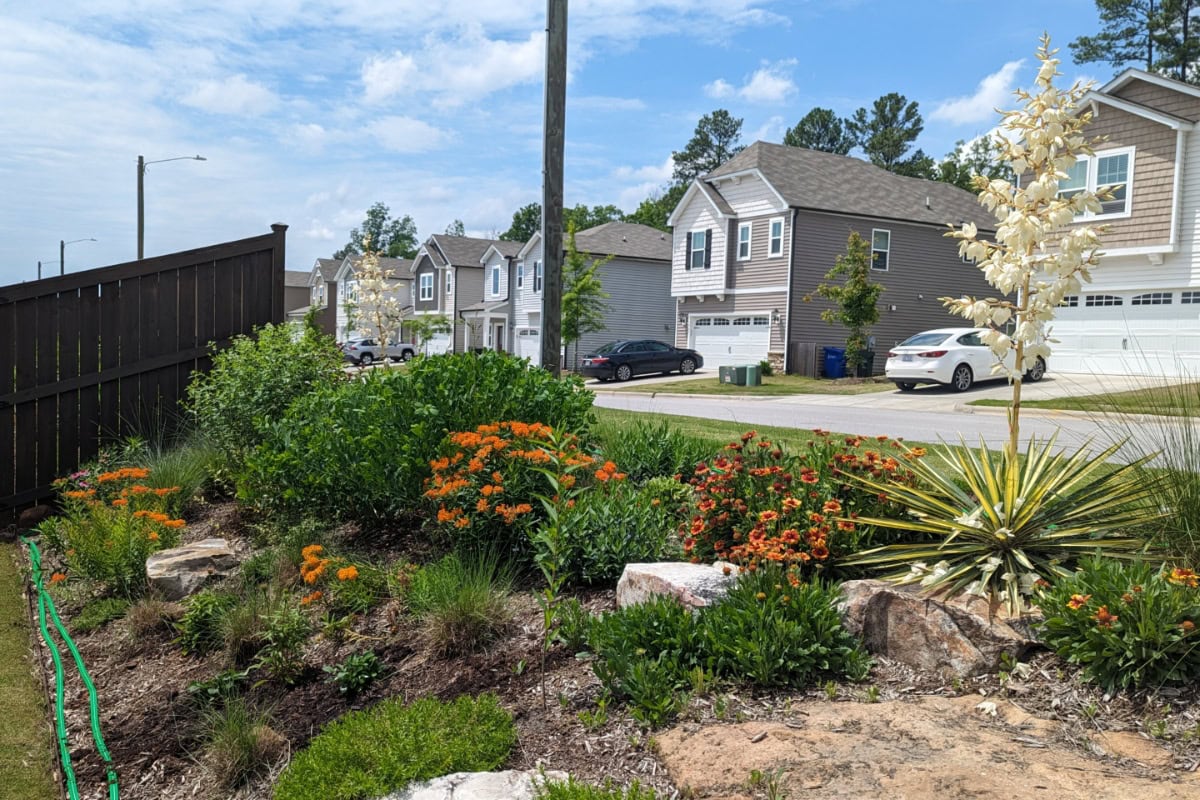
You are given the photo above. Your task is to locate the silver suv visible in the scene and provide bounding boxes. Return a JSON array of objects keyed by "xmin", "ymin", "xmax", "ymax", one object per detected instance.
[{"xmin": 340, "ymin": 337, "xmax": 416, "ymax": 365}]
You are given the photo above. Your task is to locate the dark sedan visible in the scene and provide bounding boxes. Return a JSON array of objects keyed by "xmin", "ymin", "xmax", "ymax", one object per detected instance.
[{"xmin": 580, "ymin": 340, "xmax": 704, "ymax": 382}]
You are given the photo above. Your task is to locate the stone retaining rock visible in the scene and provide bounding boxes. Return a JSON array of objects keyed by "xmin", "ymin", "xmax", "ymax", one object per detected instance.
[
  {"xmin": 379, "ymin": 769, "xmax": 567, "ymax": 800},
  {"xmin": 839, "ymin": 579, "xmax": 1037, "ymax": 676},
  {"xmin": 616, "ymin": 561, "xmax": 740, "ymax": 609},
  {"xmin": 145, "ymin": 538, "xmax": 240, "ymax": 600}
]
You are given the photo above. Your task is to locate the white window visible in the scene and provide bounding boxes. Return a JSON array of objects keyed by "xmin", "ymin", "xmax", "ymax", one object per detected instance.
[
  {"xmin": 446, "ymin": 270, "xmax": 453, "ymax": 295},
  {"xmin": 752, "ymin": 316, "xmax": 770, "ymax": 325},
  {"xmin": 737, "ymin": 222, "xmax": 752, "ymax": 261},
  {"xmin": 491, "ymin": 265, "xmax": 500, "ymax": 296},
  {"xmin": 517, "ymin": 262, "xmax": 524, "ymax": 289},
  {"xmin": 713, "ymin": 317, "xmax": 731, "ymax": 326},
  {"xmin": 768, "ymin": 218, "xmax": 784, "ymax": 257},
  {"xmin": 534, "ymin": 261, "xmax": 543, "ymax": 293},
  {"xmin": 1183, "ymin": 291, "xmax": 1200, "ymax": 304},
  {"xmin": 419, "ymin": 273, "xmax": 433, "ymax": 300},
  {"xmin": 1058, "ymin": 147, "xmax": 1135, "ymax": 218},
  {"xmin": 1085, "ymin": 294, "xmax": 1123, "ymax": 307},
  {"xmin": 694, "ymin": 317, "xmax": 712, "ymax": 327},
  {"xmin": 1132, "ymin": 292, "xmax": 1172, "ymax": 305},
  {"xmin": 1060, "ymin": 295, "xmax": 1079, "ymax": 307},
  {"xmin": 871, "ymin": 229, "xmax": 890, "ymax": 271},
  {"xmin": 689, "ymin": 231, "xmax": 707, "ymax": 270},
  {"xmin": 733, "ymin": 317, "xmax": 751, "ymax": 326}
]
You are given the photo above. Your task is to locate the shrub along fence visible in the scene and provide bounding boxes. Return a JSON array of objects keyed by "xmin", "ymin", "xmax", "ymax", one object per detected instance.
[{"xmin": 0, "ymin": 225, "xmax": 288, "ymax": 524}]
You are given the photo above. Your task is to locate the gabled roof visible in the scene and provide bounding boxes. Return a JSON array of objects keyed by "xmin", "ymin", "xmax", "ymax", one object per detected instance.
[
  {"xmin": 1101, "ymin": 67, "xmax": 1200, "ymax": 101},
  {"xmin": 575, "ymin": 222, "xmax": 671, "ymax": 262},
  {"xmin": 665, "ymin": 179, "xmax": 734, "ymax": 226},
  {"xmin": 1080, "ymin": 89, "xmax": 1195, "ymax": 130},
  {"xmin": 313, "ymin": 258, "xmax": 341, "ymax": 283},
  {"xmin": 334, "ymin": 256, "xmax": 413, "ymax": 282},
  {"xmin": 426, "ymin": 234, "xmax": 503, "ymax": 269},
  {"xmin": 285, "ymin": 270, "xmax": 310, "ymax": 288},
  {"xmin": 480, "ymin": 240, "xmax": 523, "ymax": 264},
  {"xmin": 702, "ymin": 141, "xmax": 995, "ymax": 229}
]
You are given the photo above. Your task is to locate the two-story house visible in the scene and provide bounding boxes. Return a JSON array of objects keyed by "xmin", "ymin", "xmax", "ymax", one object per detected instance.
[
  {"xmin": 409, "ymin": 234, "xmax": 507, "ymax": 354},
  {"xmin": 513, "ymin": 222, "xmax": 675, "ymax": 368},
  {"xmin": 667, "ymin": 141, "xmax": 997, "ymax": 373},
  {"xmin": 286, "ymin": 257, "xmax": 341, "ymax": 336},
  {"xmin": 1044, "ymin": 69, "xmax": 1200, "ymax": 377},
  {"xmin": 334, "ymin": 255, "xmax": 413, "ymax": 341},
  {"xmin": 462, "ymin": 240, "xmax": 524, "ymax": 352}
]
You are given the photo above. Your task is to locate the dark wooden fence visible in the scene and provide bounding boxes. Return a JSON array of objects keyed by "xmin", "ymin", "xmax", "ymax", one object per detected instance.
[{"xmin": 0, "ymin": 225, "xmax": 287, "ymax": 524}]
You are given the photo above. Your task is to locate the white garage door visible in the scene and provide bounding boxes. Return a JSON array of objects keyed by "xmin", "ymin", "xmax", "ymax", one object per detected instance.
[
  {"xmin": 1050, "ymin": 291, "xmax": 1200, "ymax": 376},
  {"xmin": 423, "ymin": 331, "xmax": 452, "ymax": 355},
  {"xmin": 690, "ymin": 315, "xmax": 770, "ymax": 368},
  {"xmin": 517, "ymin": 327, "xmax": 540, "ymax": 364}
]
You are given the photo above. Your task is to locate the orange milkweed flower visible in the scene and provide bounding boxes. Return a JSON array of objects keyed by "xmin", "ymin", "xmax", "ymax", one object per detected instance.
[
  {"xmin": 111, "ymin": 498, "xmax": 129, "ymax": 507},
  {"xmin": 147, "ymin": 531, "xmax": 160, "ymax": 542},
  {"xmin": 49, "ymin": 572, "xmax": 67, "ymax": 584},
  {"xmin": 162, "ymin": 519, "xmax": 185, "ymax": 529},
  {"xmin": 337, "ymin": 565, "xmax": 359, "ymax": 581},
  {"xmin": 300, "ymin": 590, "xmax": 323, "ymax": 606}
]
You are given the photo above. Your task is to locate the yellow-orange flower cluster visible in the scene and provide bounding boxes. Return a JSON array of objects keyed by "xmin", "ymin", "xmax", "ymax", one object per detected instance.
[
  {"xmin": 337, "ymin": 565, "xmax": 359, "ymax": 582},
  {"xmin": 96, "ymin": 467, "xmax": 150, "ymax": 483},
  {"xmin": 1167, "ymin": 567, "xmax": 1199, "ymax": 588},
  {"xmin": 301, "ymin": 544, "xmax": 329, "ymax": 585},
  {"xmin": 49, "ymin": 572, "xmax": 67, "ymax": 584}
]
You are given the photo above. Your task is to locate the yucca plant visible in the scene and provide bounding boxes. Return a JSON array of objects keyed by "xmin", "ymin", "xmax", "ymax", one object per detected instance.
[{"xmin": 840, "ymin": 434, "xmax": 1160, "ymax": 614}]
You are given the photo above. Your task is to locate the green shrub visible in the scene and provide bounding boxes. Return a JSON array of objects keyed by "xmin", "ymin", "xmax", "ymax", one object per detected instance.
[
  {"xmin": 178, "ymin": 591, "xmax": 239, "ymax": 655},
  {"xmin": 591, "ymin": 419, "xmax": 713, "ymax": 484},
  {"xmin": 239, "ymin": 352, "xmax": 593, "ymax": 521},
  {"xmin": 585, "ymin": 568, "xmax": 870, "ymax": 726},
  {"xmin": 186, "ymin": 322, "xmax": 343, "ymax": 468},
  {"xmin": 253, "ymin": 603, "xmax": 310, "ymax": 686},
  {"xmin": 405, "ymin": 553, "xmax": 514, "ymax": 656},
  {"xmin": 556, "ymin": 598, "xmax": 592, "ymax": 654},
  {"xmin": 187, "ymin": 668, "xmax": 249, "ymax": 706},
  {"xmin": 221, "ymin": 591, "xmax": 292, "ymax": 666},
  {"xmin": 72, "ymin": 598, "xmax": 130, "ymax": 633},
  {"xmin": 1037, "ymin": 557, "xmax": 1200, "ymax": 691},
  {"xmin": 201, "ymin": 697, "xmax": 286, "ymax": 789},
  {"xmin": 537, "ymin": 777, "xmax": 659, "ymax": 800},
  {"xmin": 758, "ymin": 359, "xmax": 775, "ymax": 378},
  {"xmin": 323, "ymin": 650, "xmax": 385, "ymax": 697},
  {"xmin": 272, "ymin": 694, "xmax": 515, "ymax": 800},
  {"xmin": 563, "ymin": 481, "xmax": 681, "ymax": 586}
]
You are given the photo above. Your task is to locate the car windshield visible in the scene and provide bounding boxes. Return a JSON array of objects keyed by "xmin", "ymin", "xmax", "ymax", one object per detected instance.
[
  {"xmin": 898, "ymin": 332, "xmax": 952, "ymax": 347},
  {"xmin": 592, "ymin": 342, "xmax": 621, "ymax": 355}
]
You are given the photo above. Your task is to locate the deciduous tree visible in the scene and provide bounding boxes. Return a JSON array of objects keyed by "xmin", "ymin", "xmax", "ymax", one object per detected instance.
[
  {"xmin": 335, "ymin": 202, "xmax": 418, "ymax": 260},
  {"xmin": 501, "ymin": 203, "xmax": 541, "ymax": 242},
  {"xmin": 810, "ymin": 231, "xmax": 884, "ymax": 374},
  {"xmin": 561, "ymin": 222, "xmax": 612, "ymax": 370}
]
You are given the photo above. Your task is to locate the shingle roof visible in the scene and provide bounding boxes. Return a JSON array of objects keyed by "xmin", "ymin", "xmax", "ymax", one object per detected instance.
[
  {"xmin": 705, "ymin": 141, "xmax": 995, "ymax": 229},
  {"xmin": 575, "ymin": 222, "xmax": 671, "ymax": 262},
  {"xmin": 490, "ymin": 240, "xmax": 523, "ymax": 258},
  {"xmin": 314, "ymin": 258, "xmax": 341, "ymax": 283},
  {"xmin": 346, "ymin": 256, "xmax": 414, "ymax": 279},
  {"xmin": 428, "ymin": 234, "xmax": 504, "ymax": 268},
  {"xmin": 285, "ymin": 270, "xmax": 310, "ymax": 288}
]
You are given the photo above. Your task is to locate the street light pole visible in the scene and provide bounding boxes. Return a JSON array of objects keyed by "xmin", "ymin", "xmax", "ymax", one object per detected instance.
[
  {"xmin": 60, "ymin": 238, "xmax": 97, "ymax": 275},
  {"xmin": 137, "ymin": 154, "xmax": 206, "ymax": 260}
]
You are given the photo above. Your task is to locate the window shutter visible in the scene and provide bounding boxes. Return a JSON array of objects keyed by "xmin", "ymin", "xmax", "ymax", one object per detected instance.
[
  {"xmin": 684, "ymin": 233, "xmax": 691, "ymax": 271},
  {"xmin": 704, "ymin": 229, "xmax": 712, "ymax": 269}
]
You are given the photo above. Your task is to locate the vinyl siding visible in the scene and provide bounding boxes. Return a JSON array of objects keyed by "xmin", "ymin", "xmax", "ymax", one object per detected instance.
[
  {"xmin": 482, "ymin": 250, "xmax": 510, "ymax": 301},
  {"xmin": 452, "ymin": 267, "xmax": 484, "ymax": 352},
  {"xmin": 1111, "ymin": 78, "xmax": 1200, "ymax": 120},
  {"xmin": 570, "ymin": 258, "xmax": 675, "ymax": 365},
  {"xmin": 671, "ymin": 196, "xmax": 726, "ymax": 296},
  {"xmin": 727, "ymin": 213, "xmax": 791, "ymax": 290},
  {"xmin": 413, "ymin": 256, "xmax": 440, "ymax": 313},
  {"xmin": 514, "ymin": 238, "xmax": 543, "ymax": 331},
  {"xmin": 674, "ymin": 293, "xmax": 787, "ymax": 354},
  {"xmin": 709, "ymin": 172, "xmax": 785, "ymax": 217},
  {"xmin": 786, "ymin": 211, "xmax": 995, "ymax": 373}
]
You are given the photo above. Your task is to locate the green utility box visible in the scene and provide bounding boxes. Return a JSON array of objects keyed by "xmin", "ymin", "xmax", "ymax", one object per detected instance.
[
  {"xmin": 744, "ymin": 364, "xmax": 762, "ymax": 386},
  {"xmin": 719, "ymin": 365, "xmax": 747, "ymax": 385}
]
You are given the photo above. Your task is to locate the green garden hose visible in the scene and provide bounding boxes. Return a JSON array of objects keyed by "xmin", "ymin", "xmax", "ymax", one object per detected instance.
[{"xmin": 23, "ymin": 537, "xmax": 120, "ymax": 800}]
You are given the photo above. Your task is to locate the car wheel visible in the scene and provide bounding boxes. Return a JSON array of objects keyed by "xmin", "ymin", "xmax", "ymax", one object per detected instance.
[
  {"xmin": 359, "ymin": 352, "xmax": 374, "ymax": 366},
  {"xmin": 1025, "ymin": 356, "xmax": 1046, "ymax": 383},
  {"xmin": 615, "ymin": 364, "xmax": 633, "ymax": 382},
  {"xmin": 401, "ymin": 350, "xmax": 414, "ymax": 362},
  {"xmin": 950, "ymin": 363, "xmax": 973, "ymax": 392},
  {"xmin": 679, "ymin": 357, "xmax": 697, "ymax": 375},
  {"xmin": 896, "ymin": 381, "xmax": 916, "ymax": 392}
]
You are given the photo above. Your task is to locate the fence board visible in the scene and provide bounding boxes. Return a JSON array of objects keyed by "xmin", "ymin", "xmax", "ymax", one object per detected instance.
[{"xmin": 0, "ymin": 225, "xmax": 287, "ymax": 523}]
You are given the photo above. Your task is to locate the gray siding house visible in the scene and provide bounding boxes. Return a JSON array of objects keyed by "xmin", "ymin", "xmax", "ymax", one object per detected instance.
[
  {"xmin": 409, "ymin": 234, "xmax": 511, "ymax": 354},
  {"xmin": 514, "ymin": 222, "xmax": 675, "ymax": 368},
  {"xmin": 668, "ymin": 141, "xmax": 997, "ymax": 374},
  {"xmin": 286, "ymin": 257, "xmax": 341, "ymax": 335}
]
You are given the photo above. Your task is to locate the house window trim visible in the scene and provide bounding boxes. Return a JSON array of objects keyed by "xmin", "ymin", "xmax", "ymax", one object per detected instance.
[
  {"xmin": 534, "ymin": 260, "xmax": 544, "ymax": 294},
  {"xmin": 491, "ymin": 264, "xmax": 501, "ymax": 297},
  {"xmin": 1131, "ymin": 291, "xmax": 1172, "ymax": 306},
  {"xmin": 446, "ymin": 270, "xmax": 453, "ymax": 295},
  {"xmin": 689, "ymin": 230, "xmax": 706, "ymax": 270},
  {"xmin": 419, "ymin": 273, "xmax": 433, "ymax": 301},
  {"xmin": 1060, "ymin": 146, "xmax": 1136, "ymax": 221},
  {"xmin": 517, "ymin": 262, "xmax": 524, "ymax": 289},
  {"xmin": 871, "ymin": 229, "xmax": 891, "ymax": 272},
  {"xmin": 767, "ymin": 217, "xmax": 784, "ymax": 258},
  {"xmin": 737, "ymin": 222, "xmax": 752, "ymax": 261}
]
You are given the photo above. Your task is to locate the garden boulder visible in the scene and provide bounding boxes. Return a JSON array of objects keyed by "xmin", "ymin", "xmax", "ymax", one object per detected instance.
[
  {"xmin": 145, "ymin": 538, "xmax": 241, "ymax": 600},
  {"xmin": 838, "ymin": 579, "xmax": 1037, "ymax": 676},
  {"xmin": 380, "ymin": 769, "xmax": 567, "ymax": 800},
  {"xmin": 616, "ymin": 561, "xmax": 740, "ymax": 610}
]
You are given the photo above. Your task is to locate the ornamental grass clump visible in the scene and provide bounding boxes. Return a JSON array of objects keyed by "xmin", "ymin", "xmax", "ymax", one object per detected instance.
[
  {"xmin": 842, "ymin": 36, "xmax": 1161, "ymax": 614},
  {"xmin": 1037, "ymin": 557, "xmax": 1200, "ymax": 691},
  {"xmin": 682, "ymin": 430, "xmax": 921, "ymax": 576},
  {"xmin": 403, "ymin": 551, "xmax": 514, "ymax": 656},
  {"xmin": 295, "ymin": 544, "xmax": 385, "ymax": 614}
]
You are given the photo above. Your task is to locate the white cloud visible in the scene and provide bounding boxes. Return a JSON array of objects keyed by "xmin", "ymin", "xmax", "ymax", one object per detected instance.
[
  {"xmin": 364, "ymin": 116, "xmax": 449, "ymax": 152},
  {"xmin": 181, "ymin": 74, "xmax": 279, "ymax": 116},
  {"xmin": 931, "ymin": 60, "xmax": 1024, "ymax": 125},
  {"xmin": 748, "ymin": 115, "xmax": 785, "ymax": 143},
  {"xmin": 614, "ymin": 156, "xmax": 674, "ymax": 183},
  {"xmin": 703, "ymin": 60, "xmax": 797, "ymax": 104},
  {"xmin": 572, "ymin": 95, "xmax": 647, "ymax": 111}
]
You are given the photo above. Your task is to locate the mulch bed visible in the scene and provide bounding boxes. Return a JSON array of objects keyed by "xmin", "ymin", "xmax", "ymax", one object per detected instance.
[{"xmin": 20, "ymin": 499, "xmax": 1200, "ymax": 800}]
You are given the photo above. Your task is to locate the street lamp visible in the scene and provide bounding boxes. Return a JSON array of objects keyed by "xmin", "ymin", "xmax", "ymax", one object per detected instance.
[
  {"xmin": 59, "ymin": 238, "xmax": 97, "ymax": 276},
  {"xmin": 137, "ymin": 154, "xmax": 206, "ymax": 260}
]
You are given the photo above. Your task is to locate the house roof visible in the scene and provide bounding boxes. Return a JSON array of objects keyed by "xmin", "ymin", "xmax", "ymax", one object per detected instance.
[
  {"xmin": 575, "ymin": 222, "xmax": 671, "ymax": 262},
  {"xmin": 1101, "ymin": 67, "xmax": 1200, "ymax": 101},
  {"xmin": 704, "ymin": 141, "xmax": 996, "ymax": 229},
  {"xmin": 1079, "ymin": 89, "xmax": 1195, "ymax": 130},
  {"xmin": 480, "ymin": 240, "xmax": 524, "ymax": 264},
  {"xmin": 285, "ymin": 270, "xmax": 310, "ymax": 288},
  {"xmin": 460, "ymin": 299, "xmax": 509, "ymax": 314},
  {"xmin": 313, "ymin": 258, "xmax": 341, "ymax": 283},
  {"xmin": 427, "ymin": 234, "xmax": 504, "ymax": 268},
  {"xmin": 337, "ymin": 255, "xmax": 414, "ymax": 281}
]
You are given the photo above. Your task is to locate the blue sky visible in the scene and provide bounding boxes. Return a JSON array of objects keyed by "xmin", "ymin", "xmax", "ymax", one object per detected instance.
[{"xmin": 1, "ymin": 1, "xmax": 1106, "ymax": 286}]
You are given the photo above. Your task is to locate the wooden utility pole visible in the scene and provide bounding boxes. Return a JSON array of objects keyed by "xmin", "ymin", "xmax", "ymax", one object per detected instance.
[{"xmin": 540, "ymin": 0, "xmax": 567, "ymax": 376}]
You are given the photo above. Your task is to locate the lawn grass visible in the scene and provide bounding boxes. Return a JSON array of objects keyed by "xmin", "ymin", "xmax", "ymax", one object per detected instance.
[
  {"xmin": 968, "ymin": 381, "xmax": 1200, "ymax": 416},
  {"xmin": 0, "ymin": 543, "xmax": 58, "ymax": 800},
  {"xmin": 606, "ymin": 374, "xmax": 895, "ymax": 396}
]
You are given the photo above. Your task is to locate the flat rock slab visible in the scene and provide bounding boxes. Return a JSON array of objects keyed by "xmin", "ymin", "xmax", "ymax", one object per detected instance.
[
  {"xmin": 145, "ymin": 538, "xmax": 240, "ymax": 600},
  {"xmin": 840, "ymin": 579, "xmax": 1036, "ymax": 676},
  {"xmin": 379, "ymin": 769, "xmax": 567, "ymax": 800},
  {"xmin": 656, "ymin": 696, "xmax": 1195, "ymax": 800},
  {"xmin": 616, "ymin": 562, "xmax": 739, "ymax": 609}
]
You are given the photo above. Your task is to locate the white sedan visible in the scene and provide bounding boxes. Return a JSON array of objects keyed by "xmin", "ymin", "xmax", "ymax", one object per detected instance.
[{"xmin": 884, "ymin": 327, "xmax": 1046, "ymax": 392}]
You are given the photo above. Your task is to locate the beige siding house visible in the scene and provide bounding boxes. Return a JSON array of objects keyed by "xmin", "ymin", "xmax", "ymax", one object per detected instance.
[{"xmin": 667, "ymin": 142, "xmax": 995, "ymax": 373}]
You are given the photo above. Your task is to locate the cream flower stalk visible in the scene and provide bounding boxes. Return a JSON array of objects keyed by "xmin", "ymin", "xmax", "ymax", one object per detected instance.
[{"xmin": 354, "ymin": 238, "xmax": 406, "ymax": 363}]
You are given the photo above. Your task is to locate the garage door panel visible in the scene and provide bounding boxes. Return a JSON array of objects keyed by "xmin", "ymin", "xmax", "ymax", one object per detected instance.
[
  {"xmin": 689, "ymin": 315, "xmax": 769, "ymax": 367},
  {"xmin": 1051, "ymin": 295, "xmax": 1200, "ymax": 376}
]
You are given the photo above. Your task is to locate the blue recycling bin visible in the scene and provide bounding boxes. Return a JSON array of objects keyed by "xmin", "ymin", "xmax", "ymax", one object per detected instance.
[{"xmin": 823, "ymin": 346, "xmax": 847, "ymax": 379}]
